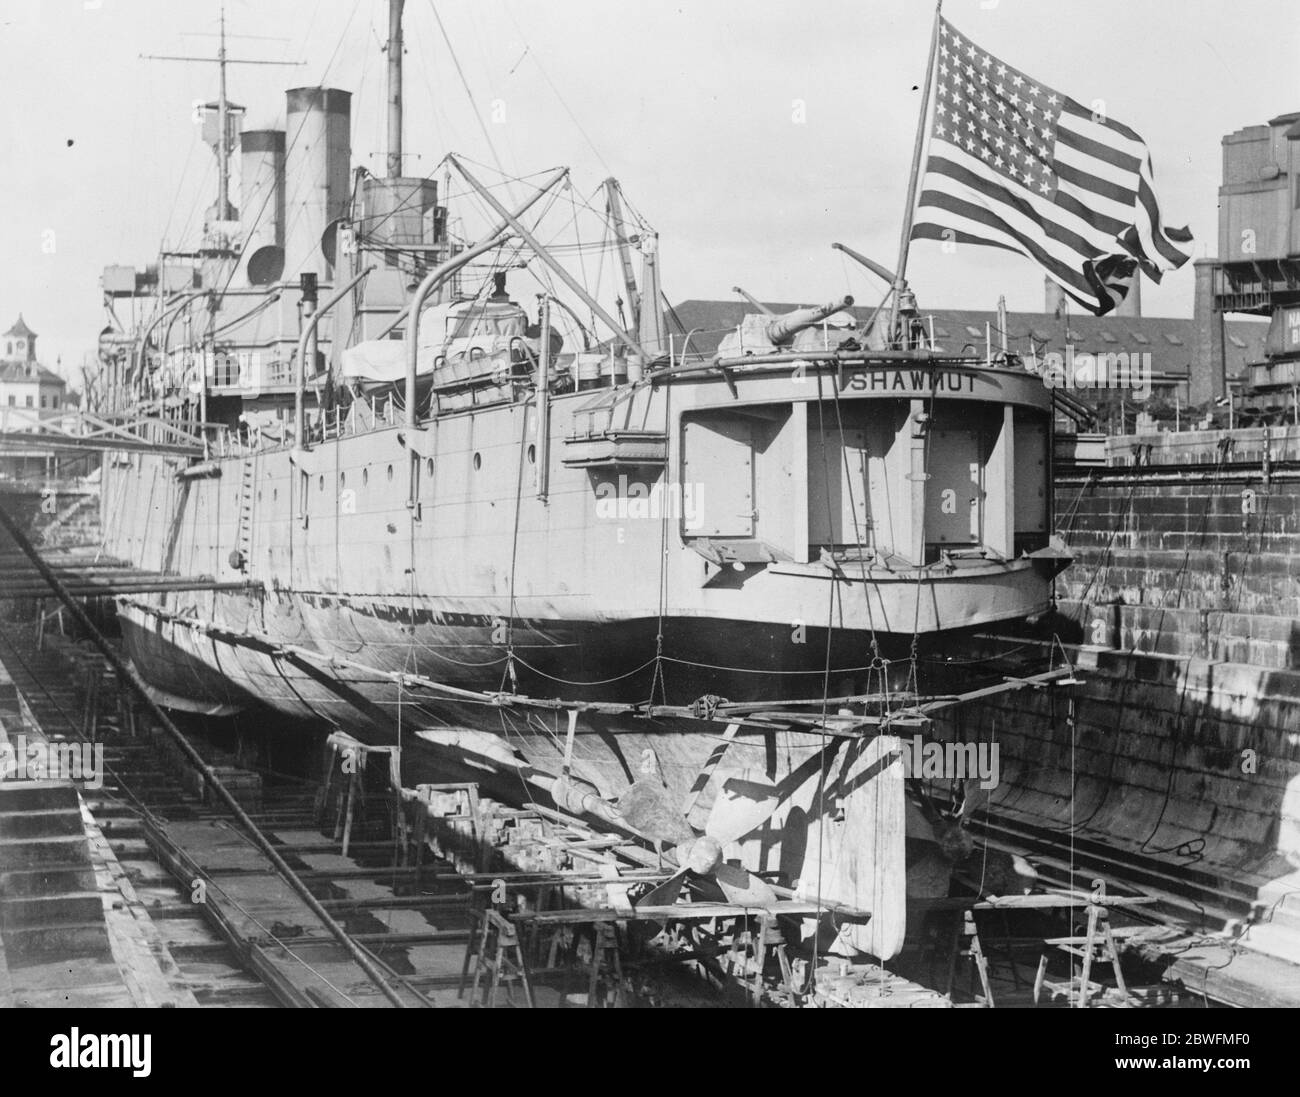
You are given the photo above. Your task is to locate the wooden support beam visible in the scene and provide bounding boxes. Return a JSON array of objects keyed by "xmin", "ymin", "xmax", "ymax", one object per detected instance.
[
  {"xmin": 513, "ymin": 899, "xmax": 870, "ymax": 924},
  {"xmin": 0, "ymin": 433, "xmax": 201, "ymax": 457}
]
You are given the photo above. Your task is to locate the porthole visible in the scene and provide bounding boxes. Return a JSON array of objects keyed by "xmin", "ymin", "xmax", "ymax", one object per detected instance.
[
  {"xmin": 473, "ymin": 452, "xmax": 482, "ymax": 471},
  {"xmin": 527, "ymin": 444, "xmax": 536, "ymax": 465},
  {"xmin": 426, "ymin": 458, "xmax": 434, "ymax": 477},
  {"xmin": 362, "ymin": 467, "xmax": 369, "ymax": 486},
  {"xmin": 339, "ymin": 471, "xmax": 346, "ymax": 488},
  {"xmin": 319, "ymin": 474, "xmax": 325, "ymax": 491},
  {"xmin": 273, "ymin": 488, "xmax": 278, "ymax": 502},
  {"xmin": 386, "ymin": 464, "xmax": 394, "ymax": 482}
]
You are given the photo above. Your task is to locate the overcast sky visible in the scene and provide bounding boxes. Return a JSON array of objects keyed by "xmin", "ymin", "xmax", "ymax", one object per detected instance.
[{"xmin": 1, "ymin": 0, "xmax": 1295, "ymax": 380}]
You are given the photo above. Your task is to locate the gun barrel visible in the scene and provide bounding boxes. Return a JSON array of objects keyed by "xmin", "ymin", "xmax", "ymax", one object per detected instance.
[{"xmin": 766, "ymin": 295, "xmax": 855, "ymax": 346}]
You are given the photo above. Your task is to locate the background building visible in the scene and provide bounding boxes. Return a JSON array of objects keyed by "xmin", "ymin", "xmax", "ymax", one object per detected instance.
[
  {"xmin": 671, "ymin": 284, "xmax": 1267, "ymax": 432},
  {"xmin": 1192, "ymin": 110, "xmax": 1300, "ymax": 410},
  {"xmin": 0, "ymin": 316, "xmax": 67, "ymax": 412},
  {"xmin": 0, "ymin": 314, "xmax": 85, "ymax": 483}
]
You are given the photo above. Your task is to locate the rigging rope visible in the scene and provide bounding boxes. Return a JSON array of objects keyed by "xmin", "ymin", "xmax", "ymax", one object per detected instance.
[
  {"xmin": 648, "ymin": 383, "xmax": 673, "ymax": 707},
  {"xmin": 428, "ymin": 1, "xmax": 516, "ymax": 194},
  {"xmin": 500, "ymin": 393, "xmax": 532, "ymax": 695}
]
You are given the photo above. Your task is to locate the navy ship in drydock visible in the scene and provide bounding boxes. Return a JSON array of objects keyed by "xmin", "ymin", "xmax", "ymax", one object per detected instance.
[{"xmin": 90, "ymin": 1, "xmax": 1071, "ymax": 959}]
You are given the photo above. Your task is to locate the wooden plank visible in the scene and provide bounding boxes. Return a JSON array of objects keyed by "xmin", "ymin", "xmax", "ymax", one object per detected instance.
[
  {"xmin": 910, "ymin": 667, "xmax": 1072, "ymax": 716},
  {"xmin": 1122, "ymin": 929, "xmax": 1300, "ymax": 1009},
  {"xmin": 515, "ymin": 900, "xmax": 867, "ymax": 925},
  {"xmin": 81, "ymin": 798, "xmax": 199, "ymax": 1009},
  {"xmin": 909, "ymin": 892, "xmax": 1159, "ymax": 913},
  {"xmin": 977, "ymin": 892, "xmax": 1158, "ymax": 910}
]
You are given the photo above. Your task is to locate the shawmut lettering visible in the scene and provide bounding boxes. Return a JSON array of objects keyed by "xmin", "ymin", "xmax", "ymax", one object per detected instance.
[
  {"xmin": 837, "ymin": 368, "xmax": 976, "ymax": 395},
  {"xmin": 49, "ymin": 1029, "xmax": 151, "ymax": 1078}
]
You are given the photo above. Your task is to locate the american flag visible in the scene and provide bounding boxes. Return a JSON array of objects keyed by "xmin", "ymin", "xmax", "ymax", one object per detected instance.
[{"xmin": 910, "ymin": 17, "xmax": 1193, "ymax": 315}]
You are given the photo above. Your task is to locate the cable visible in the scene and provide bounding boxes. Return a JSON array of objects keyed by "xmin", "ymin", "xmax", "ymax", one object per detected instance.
[
  {"xmin": 647, "ymin": 381, "xmax": 673, "ymax": 707},
  {"xmin": 427, "ymin": 0, "xmax": 515, "ymax": 193},
  {"xmin": 500, "ymin": 1, "xmax": 614, "ymax": 178},
  {"xmin": 499, "ymin": 391, "xmax": 532, "ymax": 695}
]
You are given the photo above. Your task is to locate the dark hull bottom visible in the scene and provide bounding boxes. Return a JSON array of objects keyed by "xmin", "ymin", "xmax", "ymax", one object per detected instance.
[{"xmin": 118, "ymin": 602, "xmax": 999, "ymax": 735}]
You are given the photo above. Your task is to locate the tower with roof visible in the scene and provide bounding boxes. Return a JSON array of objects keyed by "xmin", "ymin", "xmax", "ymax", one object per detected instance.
[
  {"xmin": 0, "ymin": 315, "xmax": 66, "ymax": 414},
  {"xmin": 2, "ymin": 314, "xmax": 37, "ymax": 364}
]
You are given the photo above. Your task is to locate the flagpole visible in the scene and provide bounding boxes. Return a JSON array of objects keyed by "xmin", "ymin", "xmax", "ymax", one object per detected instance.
[{"xmin": 888, "ymin": 0, "xmax": 943, "ymax": 344}]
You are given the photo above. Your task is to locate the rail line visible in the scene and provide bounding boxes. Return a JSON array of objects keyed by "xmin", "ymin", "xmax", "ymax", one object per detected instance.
[{"xmin": 0, "ymin": 625, "xmax": 482, "ymax": 1007}]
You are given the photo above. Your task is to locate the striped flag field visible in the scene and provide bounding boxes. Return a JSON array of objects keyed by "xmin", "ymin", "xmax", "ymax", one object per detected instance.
[{"xmin": 910, "ymin": 17, "xmax": 1193, "ymax": 315}]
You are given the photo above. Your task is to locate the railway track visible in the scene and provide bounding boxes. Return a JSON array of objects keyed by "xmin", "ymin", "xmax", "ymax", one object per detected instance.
[
  {"xmin": 0, "ymin": 626, "xmax": 278, "ymax": 1005},
  {"xmin": 0, "ymin": 624, "xmax": 482, "ymax": 1008},
  {"xmin": 0, "ymin": 622, "xmax": 752, "ymax": 1008}
]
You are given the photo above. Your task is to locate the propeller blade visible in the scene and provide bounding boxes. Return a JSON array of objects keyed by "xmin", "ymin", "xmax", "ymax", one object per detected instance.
[
  {"xmin": 631, "ymin": 869, "xmax": 688, "ymax": 944},
  {"xmin": 639, "ymin": 869, "xmax": 687, "ymax": 909},
  {"xmin": 904, "ymin": 795, "xmax": 940, "ymax": 842},
  {"xmin": 705, "ymin": 769, "xmax": 780, "ymax": 846},
  {"xmin": 617, "ymin": 779, "xmax": 695, "ymax": 846},
  {"xmin": 954, "ymin": 778, "xmax": 991, "ymax": 821},
  {"xmin": 714, "ymin": 862, "xmax": 778, "ymax": 907}
]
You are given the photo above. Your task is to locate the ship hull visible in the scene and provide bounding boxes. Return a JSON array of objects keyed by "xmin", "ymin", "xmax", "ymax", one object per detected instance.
[
  {"xmin": 115, "ymin": 587, "xmax": 1031, "ymax": 730},
  {"xmin": 100, "ymin": 360, "xmax": 1062, "ymax": 956},
  {"xmin": 117, "ymin": 594, "xmax": 934, "ymax": 958}
]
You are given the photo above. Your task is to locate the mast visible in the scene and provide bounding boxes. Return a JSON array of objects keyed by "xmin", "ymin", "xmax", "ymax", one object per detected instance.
[
  {"xmin": 887, "ymin": 0, "xmax": 943, "ymax": 343},
  {"xmin": 386, "ymin": 0, "xmax": 405, "ymax": 178},
  {"xmin": 140, "ymin": 15, "xmax": 300, "ymax": 231},
  {"xmin": 217, "ymin": 8, "xmax": 230, "ymax": 220},
  {"xmin": 604, "ymin": 178, "xmax": 641, "ymax": 329}
]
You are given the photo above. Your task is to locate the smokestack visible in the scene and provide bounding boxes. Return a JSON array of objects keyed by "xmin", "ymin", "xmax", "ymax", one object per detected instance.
[
  {"xmin": 240, "ymin": 130, "xmax": 285, "ymax": 285},
  {"xmin": 284, "ymin": 88, "xmax": 352, "ymax": 280},
  {"xmin": 638, "ymin": 234, "xmax": 668, "ymax": 359},
  {"xmin": 359, "ymin": 176, "xmax": 437, "ymax": 248},
  {"xmin": 1044, "ymin": 275, "xmax": 1068, "ymax": 318},
  {"xmin": 1112, "ymin": 275, "xmax": 1142, "ymax": 318}
]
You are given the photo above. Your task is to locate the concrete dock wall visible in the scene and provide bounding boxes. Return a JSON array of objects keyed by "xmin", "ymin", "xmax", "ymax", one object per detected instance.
[{"xmin": 941, "ymin": 427, "xmax": 1300, "ymax": 931}]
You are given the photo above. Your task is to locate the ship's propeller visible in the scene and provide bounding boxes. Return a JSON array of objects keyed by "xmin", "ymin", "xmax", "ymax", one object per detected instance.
[
  {"xmin": 913, "ymin": 779, "xmax": 1038, "ymax": 896},
  {"xmin": 617, "ymin": 750, "xmax": 781, "ymax": 911}
]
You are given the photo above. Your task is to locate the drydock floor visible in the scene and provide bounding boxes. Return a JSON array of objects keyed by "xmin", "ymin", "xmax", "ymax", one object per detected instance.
[{"xmin": 2, "ymin": 622, "xmax": 1299, "ymax": 1009}]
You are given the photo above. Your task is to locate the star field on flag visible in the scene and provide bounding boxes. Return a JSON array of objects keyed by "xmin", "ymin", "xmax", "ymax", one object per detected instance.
[{"xmin": 911, "ymin": 17, "xmax": 1193, "ymax": 315}]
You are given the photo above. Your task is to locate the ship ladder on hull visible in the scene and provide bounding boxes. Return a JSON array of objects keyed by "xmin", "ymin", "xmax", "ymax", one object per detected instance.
[{"xmin": 234, "ymin": 456, "xmax": 254, "ymax": 571}]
